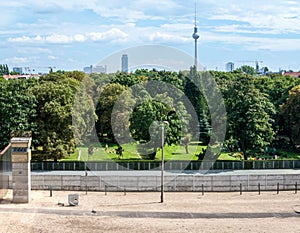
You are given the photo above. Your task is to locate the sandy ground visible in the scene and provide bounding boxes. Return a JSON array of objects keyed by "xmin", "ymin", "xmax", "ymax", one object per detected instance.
[{"xmin": 1, "ymin": 190, "xmax": 300, "ymax": 233}]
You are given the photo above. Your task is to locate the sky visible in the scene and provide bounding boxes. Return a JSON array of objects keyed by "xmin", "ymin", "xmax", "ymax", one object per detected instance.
[{"xmin": 1, "ymin": 0, "xmax": 300, "ymax": 73}]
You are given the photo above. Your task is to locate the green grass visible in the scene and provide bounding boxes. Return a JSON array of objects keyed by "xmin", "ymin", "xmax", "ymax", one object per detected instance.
[
  {"xmin": 218, "ymin": 152, "xmax": 241, "ymax": 161},
  {"xmin": 63, "ymin": 142, "xmax": 206, "ymax": 162},
  {"xmin": 61, "ymin": 142, "xmax": 300, "ymax": 162},
  {"xmin": 61, "ymin": 143, "xmax": 141, "ymax": 161}
]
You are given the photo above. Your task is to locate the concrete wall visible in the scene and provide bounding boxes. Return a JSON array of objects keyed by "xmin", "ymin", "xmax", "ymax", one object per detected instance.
[{"xmin": 30, "ymin": 174, "xmax": 300, "ymax": 192}]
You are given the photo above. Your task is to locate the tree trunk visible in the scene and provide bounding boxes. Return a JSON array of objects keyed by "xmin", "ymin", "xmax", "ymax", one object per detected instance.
[
  {"xmin": 240, "ymin": 141, "xmax": 247, "ymax": 160},
  {"xmin": 185, "ymin": 144, "xmax": 189, "ymax": 154}
]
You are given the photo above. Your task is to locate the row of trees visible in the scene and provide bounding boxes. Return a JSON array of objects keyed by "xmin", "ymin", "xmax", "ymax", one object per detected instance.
[
  {"xmin": 0, "ymin": 64, "xmax": 9, "ymax": 76},
  {"xmin": 0, "ymin": 68, "xmax": 300, "ymax": 160}
]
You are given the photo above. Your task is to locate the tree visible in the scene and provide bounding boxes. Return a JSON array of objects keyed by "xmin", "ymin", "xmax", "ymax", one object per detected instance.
[
  {"xmin": 72, "ymin": 76, "xmax": 97, "ymax": 145},
  {"xmin": 96, "ymin": 83, "xmax": 127, "ymax": 141},
  {"xmin": 280, "ymin": 85, "xmax": 300, "ymax": 148},
  {"xmin": 254, "ymin": 75, "xmax": 300, "ymax": 136},
  {"xmin": 130, "ymin": 99, "xmax": 171, "ymax": 142},
  {"xmin": 224, "ymin": 76, "xmax": 275, "ymax": 159},
  {"xmin": 236, "ymin": 65, "xmax": 256, "ymax": 75},
  {"xmin": 0, "ymin": 64, "xmax": 9, "ymax": 76},
  {"xmin": 0, "ymin": 78, "xmax": 37, "ymax": 149},
  {"xmin": 184, "ymin": 67, "xmax": 209, "ymax": 142},
  {"xmin": 31, "ymin": 73, "xmax": 79, "ymax": 161}
]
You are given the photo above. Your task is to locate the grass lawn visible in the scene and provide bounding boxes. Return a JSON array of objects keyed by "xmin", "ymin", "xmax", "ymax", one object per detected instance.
[
  {"xmin": 61, "ymin": 143, "xmax": 300, "ymax": 162},
  {"xmin": 63, "ymin": 142, "xmax": 206, "ymax": 162}
]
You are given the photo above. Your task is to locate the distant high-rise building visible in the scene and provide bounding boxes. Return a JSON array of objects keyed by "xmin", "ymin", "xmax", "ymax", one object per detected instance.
[
  {"xmin": 13, "ymin": 67, "xmax": 23, "ymax": 74},
  {"xmin": 92, "ymin": 65, "xmax": 107, "ymax": 74},
  {"xmin": 83, "ymin": 65, "xmax": 93, "ymax": 74},
  {"xmin": 121, "ymin": 54, "xmax": 128, "ymax": 73},
  {"xmin": 226, "ymin": 62, "xmax": 234, "ymax": 72}
]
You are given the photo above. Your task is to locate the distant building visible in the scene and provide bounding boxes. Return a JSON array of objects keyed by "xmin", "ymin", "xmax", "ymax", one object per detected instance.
[
  {"xmin": 92, "ymin": 65, "xmax": 107, "ymax": 74},
  {"xmin": 225, "ymin": 62, "xmax": 234, "ymax": 72},
  {"xmin": 121, "ymin": 54, "xmax": 128, "ymax": 73},
  {"xmin": 283, "ymin": 71, "xmax": 300, "ymax": 78},
  {"xmin": 13, "ymin": 67, "xmax": 23, "ymax": 74},
  {"xmin": 83, "ymin": 65, "xmax": 93, "ymax": 74},
  {"xmin": 3, "ymin": 74, "xmax": 40, "ymax": 80}
]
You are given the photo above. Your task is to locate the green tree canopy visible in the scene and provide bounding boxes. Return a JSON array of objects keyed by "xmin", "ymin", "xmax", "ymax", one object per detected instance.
[
  {"xmin": 0, "ymin": 78, "xmax": 37, "ymax": 149},
  {"xmin": 224, "ymin": 76, "xmax": 275, "ymax": 159},
  {"xmin": 96, "ymin": 83, "xmax": 127, "ymax": 141},
  {"xmin": 31, "ymin": 72, "xmax": 80, "ymax": 161},
  {"xmin": 280, "ymin": 85, "xmax": 300, "ymax": 148}
]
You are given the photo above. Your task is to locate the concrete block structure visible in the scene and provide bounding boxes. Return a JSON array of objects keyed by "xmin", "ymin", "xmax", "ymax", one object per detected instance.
[{"xmin": 11, "ymin": 137, "xmax": 31, "ymax": 203}]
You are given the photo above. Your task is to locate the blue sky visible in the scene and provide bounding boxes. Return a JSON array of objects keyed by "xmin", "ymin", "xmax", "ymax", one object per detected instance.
[{"xmin": 1, "ymin": 0, "xmax": 300, "ymax": 73}]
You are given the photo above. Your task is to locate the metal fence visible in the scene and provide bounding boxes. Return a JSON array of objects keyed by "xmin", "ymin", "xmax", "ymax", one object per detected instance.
[{"xmin": 31, "ymin": 160, "xmax": 300, "ymax": 171}]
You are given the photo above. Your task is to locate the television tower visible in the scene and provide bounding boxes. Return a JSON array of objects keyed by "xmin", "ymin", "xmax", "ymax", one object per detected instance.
[{"xmin": 192, "ymin": 1, "xmax": 200, "ymax": 69}]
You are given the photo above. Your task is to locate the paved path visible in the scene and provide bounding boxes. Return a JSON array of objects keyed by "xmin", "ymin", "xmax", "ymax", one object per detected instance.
[{"xmin": 1, "ymin": 207, "xmax": 300, "ymax": 219}]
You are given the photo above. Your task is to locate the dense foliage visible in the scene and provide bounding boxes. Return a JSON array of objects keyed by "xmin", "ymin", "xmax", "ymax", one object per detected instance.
[{"xmin": 0, "ymin": 69, "xmax": 299, "ymax": 160}]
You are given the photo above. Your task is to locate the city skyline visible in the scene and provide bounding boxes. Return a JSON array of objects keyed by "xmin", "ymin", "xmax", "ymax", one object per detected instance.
[{"xmin": 1, "ymin": 0, "xmax": 300, "ymax": 73}]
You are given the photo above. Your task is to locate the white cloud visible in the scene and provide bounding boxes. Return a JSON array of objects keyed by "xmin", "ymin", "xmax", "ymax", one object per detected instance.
[
  {"xmin": 45, "ymin": 34, "xmax": 73, "ymax": 43},
  {"xmin": 149, "ymin": 32, "xmax": 190, "ymax": 43},
  {"xmin": 88, "ymin": 28, "xmax": 128, "ymax": 42},
  {"xmin": 206, "ymin": 0, "xmax": 300, "ymax": 34},
  {"xmin": 202, "ymin": 32, "xmax": 300, "ymax": 51},
  {"xmin": 4, "ymin": 56, "xmax": 32, "ymax": 64},
  {"xmin": 8, "ymin": 28, "xmax": 128, "ymax": 44},
  {"xmin": 48, "ymin": 55, "xmax": 57, "ymax": 60},
  {"xmin": 74, "ymin": 34, "xmax": 86, "ymax": 42},
  {"xmin": 8, "ymin": 35, "xmax": 43, "ymax": 43}
]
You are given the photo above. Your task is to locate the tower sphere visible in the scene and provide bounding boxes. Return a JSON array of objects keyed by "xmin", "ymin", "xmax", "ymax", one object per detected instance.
[
  {"xmin": 193, "ymin": 32, "xmax": 200, "ymax": 40},
  {"xmin": 192, "ymin": 27, "xmax": 200, "ymax": 40}
]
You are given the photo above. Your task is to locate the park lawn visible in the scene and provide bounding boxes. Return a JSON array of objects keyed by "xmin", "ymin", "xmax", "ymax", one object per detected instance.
[
  {"xmin": 155, "ymin": 144, "xmax": 204, "ymax": 161},
  {"xmin": 218, "ymin": 152, "xmax": 241, "ymax": 161},
  {"xmin": 63, "ymin": 143, "xmax": 141, "ymax": 161},
  {"xmin": 63, "ymin": 143, "xmax": 300, "ymax": 162},
  {"xmin": 64, "ymin": 143, "xmax": 205, "ymax": 162}
]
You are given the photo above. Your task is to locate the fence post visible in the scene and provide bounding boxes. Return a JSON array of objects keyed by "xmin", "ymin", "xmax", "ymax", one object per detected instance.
[
  {"xmin": 293, "ymin": 160, "xmax": 295, "ymax": 169},
  {"xmin": 258, "ymin": 183, "xmax": 261, "ymax": 195},
  {"xmin": 105, "ymin": 185, "xmax": 107, "ymax": 196},
  {"xmin": 277, "ymin": 183, "xmax": 280, "ymax": 194},
  {"xmin": 240, "ymin": 183, "xmax": 242, "ymax": 195},
  {"xmin": 202, "ymin": 184, "xmax": 204, "ymax": 196},
  {"xmin": 295, "ymin": 182, "xmax": 298, "ymax": 194}
]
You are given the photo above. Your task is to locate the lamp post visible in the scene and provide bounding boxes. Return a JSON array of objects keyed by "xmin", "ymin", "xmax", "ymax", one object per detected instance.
[{"xmin": 161, "ymin": 121, "xmax": 168, "ymax": 203}]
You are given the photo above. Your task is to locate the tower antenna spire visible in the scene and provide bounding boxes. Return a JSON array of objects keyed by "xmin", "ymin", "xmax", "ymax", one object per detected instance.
[
  {"xmin": 194, "ymin": 0, "xmax": 197, "ymax": 27},
  {"xmin": 192, "ymin": 0, "xmax": 200, "ymax": 69}
]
